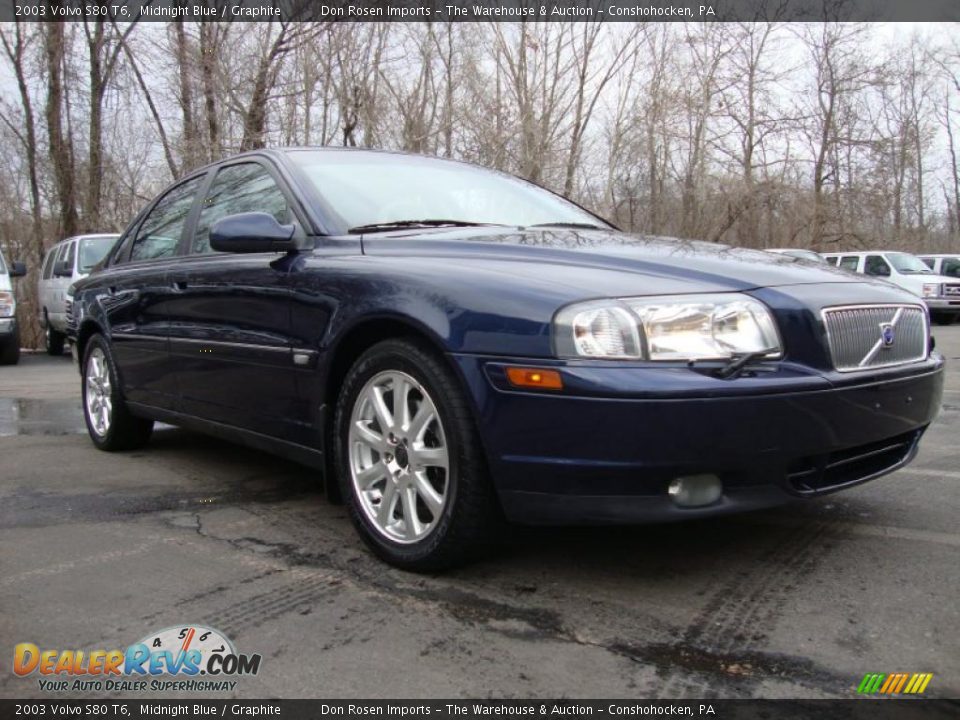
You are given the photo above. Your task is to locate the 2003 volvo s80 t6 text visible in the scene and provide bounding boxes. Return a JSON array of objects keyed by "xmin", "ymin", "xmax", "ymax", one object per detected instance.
[{"xmin": 67, "ymin": 148, "xmax": 945, "ymax": 570}]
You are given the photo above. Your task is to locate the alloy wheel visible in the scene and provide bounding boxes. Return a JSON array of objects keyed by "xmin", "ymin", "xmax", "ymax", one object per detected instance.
[
  {"xmin": 84, "ymin": 347, "xmax": 112, "ymax": 437},
  {"xmin": 348, "ymin": 370, "xmax": 450, "ymax": 544}
]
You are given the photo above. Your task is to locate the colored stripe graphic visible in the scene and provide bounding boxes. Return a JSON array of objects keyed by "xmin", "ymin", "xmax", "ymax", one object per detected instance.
[
  {"xmin": 858, "ymin": 673, "xmax": 885, "ymax": 693},
  {"xmin": 857, "ymin": 672, "xmax": 933, "ymax": 694}
]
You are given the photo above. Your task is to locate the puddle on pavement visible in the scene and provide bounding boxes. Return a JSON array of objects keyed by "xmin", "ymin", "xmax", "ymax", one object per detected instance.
[{"xmin": 0, "ymin": 398, "xmax": 88, "ymax": 437}]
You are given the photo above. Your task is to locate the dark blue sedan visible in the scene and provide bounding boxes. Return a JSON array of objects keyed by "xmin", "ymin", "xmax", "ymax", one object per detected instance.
[{"xmin": 68, "ymin": 148, "xmax": 944, "ymax": 569}]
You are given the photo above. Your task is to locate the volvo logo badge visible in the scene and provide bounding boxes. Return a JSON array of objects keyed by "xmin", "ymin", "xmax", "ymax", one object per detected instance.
[{"xmin": 879, "ymin": 322, "xmax": 896, "ymax": 348}]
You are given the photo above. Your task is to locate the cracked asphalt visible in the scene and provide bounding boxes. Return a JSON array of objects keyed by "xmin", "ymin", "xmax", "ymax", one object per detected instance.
[{"xmin": 1, "ymin": 329, "xmax": 958, "ymax": 700}]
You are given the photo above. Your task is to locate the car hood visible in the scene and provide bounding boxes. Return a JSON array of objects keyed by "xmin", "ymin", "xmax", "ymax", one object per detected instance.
[{"xmin": 359, "ymin": 228, "xmax": 868, "ymax": 296}]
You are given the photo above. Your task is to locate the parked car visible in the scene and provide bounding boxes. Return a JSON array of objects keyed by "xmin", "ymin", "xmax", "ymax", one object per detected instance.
[
  {"xmin": 0, "ymin": 247, "xmax": 27, "ymax": 365},
  {"xmin": 39, "ymin": 234, "xmax": 119, "ymax": 354},
  {"xmin": 917, "ymin": 253, "xmax": 960, "ymax": 279},
  {"xmin": 822, "ymin": 250, "xmax": 960, "ymax": 325},
  {"xmin": 764, "ymin": 248, "xmax": 827, "ymax": 263},
  {"xmin": 68, "ymin": 148, "xmax": 944, "ymax": 570}
]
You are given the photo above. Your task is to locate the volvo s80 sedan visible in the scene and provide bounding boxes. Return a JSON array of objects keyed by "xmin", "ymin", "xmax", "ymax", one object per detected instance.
[{"xmin": 68, "ymin": 148, "xmax": 944, "ymax": 569}]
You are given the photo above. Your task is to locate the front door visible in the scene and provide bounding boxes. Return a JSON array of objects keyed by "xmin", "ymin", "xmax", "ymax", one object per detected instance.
[{"xmin": 166, "ymin": 161, "xmax": 303, "ymax": 440}]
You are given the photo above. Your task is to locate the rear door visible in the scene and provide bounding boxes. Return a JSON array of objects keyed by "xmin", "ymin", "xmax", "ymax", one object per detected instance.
[
  {"xmin": 166, "ymin": 160, "xmax": 304, "ymax": 440},
  {"xmin": 105, "ymin": 175, "xmax": 205, "ymax": 409},
  {"xmin": 39, "ymin": 244, "xmax": 59, "ymax": 325}
]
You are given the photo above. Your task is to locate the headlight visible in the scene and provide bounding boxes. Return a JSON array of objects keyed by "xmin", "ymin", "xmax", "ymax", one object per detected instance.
[
  {"xmin": 0, "ymin": 291, "xmax": 14, "ymax": 318},
  {"xmin": 922, "ymin": 283, "xmax": 941, "ymax": 298},
  {"xmin": 555, "ymin": 293, "xmax": 782, "ymax": 361}
]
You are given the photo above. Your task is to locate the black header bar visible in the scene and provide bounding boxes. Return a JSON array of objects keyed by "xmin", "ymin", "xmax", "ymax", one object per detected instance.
[{"xmin": 3, "ymin": 0, "xmax": 959, "ymax": 23}]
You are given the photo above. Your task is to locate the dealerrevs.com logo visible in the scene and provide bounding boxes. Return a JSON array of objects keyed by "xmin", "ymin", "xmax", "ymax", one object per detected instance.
[{"xmin": 13, "ymin": 625, "xmax": 261, "ymax": 693}]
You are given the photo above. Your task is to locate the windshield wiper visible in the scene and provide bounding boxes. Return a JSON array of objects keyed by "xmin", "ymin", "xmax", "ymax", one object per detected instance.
[
  {"xmin": 348, "ymin": 219, "xmax": 499, "ymax": 234},
  {"xmin": 711, "ymin": 349, "xmax": 778, "ymax": 380},
  {"xmin": 524, "ymin": 222, "xmax": 607, "ymax": 230}
]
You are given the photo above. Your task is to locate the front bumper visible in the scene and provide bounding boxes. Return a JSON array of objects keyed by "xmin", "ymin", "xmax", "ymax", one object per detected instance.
[
  {"xmin": 453, "ymin": 354, "xmax": 944, "ymax": 525},
  {"xmin": 924, "ymin": 297, "xmax": 960, "ymax": 313}
]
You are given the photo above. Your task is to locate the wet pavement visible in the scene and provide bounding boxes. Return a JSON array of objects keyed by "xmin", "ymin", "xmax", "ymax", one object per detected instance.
[{"xmin": 0, "ymin": 341, "xmax": 958, "ymax": 700}]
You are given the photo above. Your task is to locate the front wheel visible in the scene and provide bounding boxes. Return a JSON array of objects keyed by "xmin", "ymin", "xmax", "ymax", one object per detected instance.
[
  {"xmin": 334, "ymin": 338, "xmax": 501, "ymax": 571},
  {"xmin": 82, "ymin": 334, "xmax": 154, "ymax": 451}
]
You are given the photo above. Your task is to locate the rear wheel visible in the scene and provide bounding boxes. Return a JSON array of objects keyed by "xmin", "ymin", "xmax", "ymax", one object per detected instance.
[
  {"xmin": 932, "ymin": 313, "xmax": 958, "ymax": 326},
  {"xmin": 46, "ymin": 322, "xmax": 66, "ymax": 356},
  {"xmin": 334, "ymin": 338, "xmax": 501, "ymax": 571},
  {"xmin": 82, "ymin": 334, "xmax": 153, "ymax": 451}
]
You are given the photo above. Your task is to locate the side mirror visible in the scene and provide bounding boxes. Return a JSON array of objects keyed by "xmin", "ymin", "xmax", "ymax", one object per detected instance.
[
  {"xmin": 210, "ymin": 212, "xmax": 297, "ymax": 253},
  {"xmin": 9, "ymin": 261, "xmax": 26, "ymax": 278},
  {"xmin": 54, "ymin": 260, "xmax": 73, "ymax": 277}
]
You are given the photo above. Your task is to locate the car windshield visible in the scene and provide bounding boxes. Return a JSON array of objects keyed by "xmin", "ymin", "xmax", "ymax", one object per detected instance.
[
  {"xmin": 887, "ymin": 252, "xmax": 932, "ymax": 274},
  {"xmin": 79, "ymin": 235, "xmax": 118, "ymax": 272},
  {"xmin": 288, "ymin": 150, "xmax": 608, "ymax": 232}
]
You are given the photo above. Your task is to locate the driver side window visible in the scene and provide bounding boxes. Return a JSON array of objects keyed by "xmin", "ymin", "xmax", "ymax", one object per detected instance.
[
  {"xmin": 192, "ymin": 163, "xmax": 291, "ymax": 255},
  {"xmin": 864, "ymin": 255, "xmax": 891, "ymax": 277},
  {"xmin": 942, "ymin": 259, "xmax": 960, "ymax": 278}
]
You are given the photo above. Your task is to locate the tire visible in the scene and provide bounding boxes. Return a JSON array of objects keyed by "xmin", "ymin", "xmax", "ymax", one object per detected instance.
[
  {"xmin": 46, "ymin": 323, "xmax": 66, "ymax": 356},
  {"xmin": 81, "ymin": 333, "xmax": 154, "ymax": 451},
  {"xmin": 0, "ymin": 326, "xmax": 19, "ymax": 366},
  {"xmin": 932, "ymin": 313, "xmax": 957, "ymax": 326},
  {"xmin": 334, "ymin": 338, "xmax": 501, "ymax": 571}
]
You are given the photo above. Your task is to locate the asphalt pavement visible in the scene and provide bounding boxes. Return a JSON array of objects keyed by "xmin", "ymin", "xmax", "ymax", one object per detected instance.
[{"xmin": 1, "ymin": 330, "xmax": 958, "ymax": 700}]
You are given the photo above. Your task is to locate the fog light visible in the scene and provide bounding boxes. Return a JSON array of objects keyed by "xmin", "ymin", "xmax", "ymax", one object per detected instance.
[{"xmin": 668, "ymin": 474, "xmax": 722, "ymax": 508}]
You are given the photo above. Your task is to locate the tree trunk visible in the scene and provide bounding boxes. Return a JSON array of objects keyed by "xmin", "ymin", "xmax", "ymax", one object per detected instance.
[{"xmin": 44, "ymin": 23, "xmax": 78, "ymax": 238}]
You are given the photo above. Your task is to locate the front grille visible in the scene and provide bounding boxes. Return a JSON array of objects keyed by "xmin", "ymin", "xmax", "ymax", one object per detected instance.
[
  {"xmin": 64, "ymin": 300, "xmax": 73, "ymax": 330},
  {"xmin": 945, "ymin": 284, "xmax": 960, "ymax": 297},
  {"xmin": 822, "ymin": 304, "xmax": 927, "ymax": 372},
  {"xmin": 786, "ymin": 430, "xmax": 921, "ymax": 494}
]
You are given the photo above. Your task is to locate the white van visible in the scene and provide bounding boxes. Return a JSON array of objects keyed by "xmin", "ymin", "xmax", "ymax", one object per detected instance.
[
  {"xmin": 0, "ymin": 247, "xmax": 27, "ymax": 365},
  {"xmin": 38, "ymin": 234, "xmax": 118, "ymax": 355},
  {"xmin": 822, "ymin": 250, "xmax": 960, "ymax": 325}
]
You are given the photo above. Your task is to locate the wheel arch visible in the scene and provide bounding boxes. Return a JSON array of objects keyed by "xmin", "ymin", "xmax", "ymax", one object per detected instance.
[
  {"xmin": 321, "ymin": 314, "xmax": 483, "ymax": 504},
  {"xmin": 75, "ymin": 319, "xmax": 104, "ymax": 369}
]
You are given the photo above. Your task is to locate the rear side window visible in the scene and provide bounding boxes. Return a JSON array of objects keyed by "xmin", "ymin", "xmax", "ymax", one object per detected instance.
[
  {"xmin": 42, "ymin": 247, "xmax": 57, "ymax": 279},
  {"xmin": 838, "ymin": 256, "xmax": 859, "ymax": 272},
  {"xmin": 191, "ymin": 163, "xmax": 291, "ymax": 254},
  {"xmin": 129, "ymin": 177, "xmax": 203, "ymax": 262}
]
